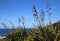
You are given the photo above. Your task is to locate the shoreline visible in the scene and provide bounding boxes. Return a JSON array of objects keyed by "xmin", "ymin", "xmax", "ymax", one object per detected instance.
[{"xmin": 0, "ymin": 36, "xmax": 6, "ymax": 39}]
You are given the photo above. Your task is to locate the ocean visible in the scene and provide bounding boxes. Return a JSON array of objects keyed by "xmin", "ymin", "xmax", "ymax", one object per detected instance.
[
  {"xmin": 0, "ymin": 28, "xmax": 32, "ymax": 37},
  {"xmin": 0, "ymin": 29, "xmax": 12, "ymax": 36}
]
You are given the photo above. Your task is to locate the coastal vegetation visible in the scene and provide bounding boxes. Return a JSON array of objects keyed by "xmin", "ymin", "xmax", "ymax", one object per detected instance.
[
  {"xmin": 1, "ymin": 21, "xmax": 60, "ymax": 41},
  {"xmin": 0, "ymin": 1, "xmax": 60, "ymax": 41}
]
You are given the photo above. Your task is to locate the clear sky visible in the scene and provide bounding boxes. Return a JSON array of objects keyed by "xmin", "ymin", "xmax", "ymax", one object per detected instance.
[{"xmin": 0, "ymin": 0, "xmax": 60, "ymax": 29}]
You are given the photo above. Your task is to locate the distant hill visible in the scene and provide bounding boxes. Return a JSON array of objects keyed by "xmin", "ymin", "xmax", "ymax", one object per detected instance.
[{"xmin": 53, "ymin": 22, "xmax": 60, "ymax": 28}]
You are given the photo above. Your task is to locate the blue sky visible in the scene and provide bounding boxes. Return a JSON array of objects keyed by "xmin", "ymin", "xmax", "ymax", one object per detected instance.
[{"xmin": 0, "ymin": 0, "xmax": 60, "ymax": 28}]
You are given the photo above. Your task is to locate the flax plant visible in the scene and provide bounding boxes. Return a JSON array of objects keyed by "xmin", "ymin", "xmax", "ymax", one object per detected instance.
[
  {"xmin": 40, "ymin": 9, "xmax": 45, "ymax": 27},
  {"xmin": 46, "ymin": 1, "xmax": 52, "ymax": 25}
]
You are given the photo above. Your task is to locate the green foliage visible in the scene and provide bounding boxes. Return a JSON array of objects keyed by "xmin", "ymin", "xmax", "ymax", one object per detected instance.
[
  {"xmin": 5, "ymin": 28, "xmax": 27, "ymax": 41},
  {"xmin": 2, "ymin": 22, "xmax": 60, "ymax": 41}
]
